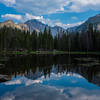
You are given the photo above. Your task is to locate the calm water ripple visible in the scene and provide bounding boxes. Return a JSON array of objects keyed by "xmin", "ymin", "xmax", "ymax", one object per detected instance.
[{"xmin": 0, "ymin": 55, "xmax": 100, "ymax": 100}]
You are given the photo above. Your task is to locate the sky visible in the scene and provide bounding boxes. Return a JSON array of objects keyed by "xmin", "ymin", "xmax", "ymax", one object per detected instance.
[{"xmin": 0, "ymin": 0, "xmax": 100, "ymax": 29}]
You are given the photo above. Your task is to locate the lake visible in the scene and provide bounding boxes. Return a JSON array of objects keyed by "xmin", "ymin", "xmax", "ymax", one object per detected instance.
[{"xmin": 0, "ymin": 54, "xmax": 100, "ymax": 100}]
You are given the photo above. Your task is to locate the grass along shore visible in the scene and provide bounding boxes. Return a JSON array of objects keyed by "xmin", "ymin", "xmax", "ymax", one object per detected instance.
[{"xmin": 1, "ymin": 50, "xmax": 100, "ymax": 55}]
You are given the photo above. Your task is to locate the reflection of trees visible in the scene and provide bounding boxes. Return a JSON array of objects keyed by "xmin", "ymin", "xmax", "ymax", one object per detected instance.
[{"xmin": 0, "ymin": 55, "xmax": 100, "ymax": 86}]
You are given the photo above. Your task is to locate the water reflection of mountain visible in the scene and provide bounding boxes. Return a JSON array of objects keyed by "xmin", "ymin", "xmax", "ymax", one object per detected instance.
[
  {"xmin": 25, "ymin": 69, "xmax": 43, "ymax": 80},
  {"xmin": 0, "ymin": 55, "xmax": 100, "ymax": 86}
]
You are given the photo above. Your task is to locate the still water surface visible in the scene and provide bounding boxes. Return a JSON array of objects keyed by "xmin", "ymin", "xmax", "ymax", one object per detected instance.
[{"xmin": 0, "ymin": 55, "xmax": 100, "ymax": 100}]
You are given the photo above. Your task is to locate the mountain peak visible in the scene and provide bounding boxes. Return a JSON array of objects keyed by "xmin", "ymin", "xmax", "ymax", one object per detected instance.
[
  {"xmin": 0, "ymin": 20, "xmax": 29, "ymax": 32},
  {"xmin": 25, "ymin": 19, "xmax": 45, "ymax": 26},
  {"xmin": 4, "ymin": 20, "xmax": 14, "ymax": 24},
  {"xmin": 68, "ymin": 14, "xmax": 100, "ymax": 32},
  {"xmin": 25, "ymin": 19, "xmax": 65, "ymax": 36},
  {"xmin": 96, "ymin": 14, "xmax": 100, "ymax": 16},
  {"xmin": 18, "ymin": 23, "xmax": 29, "ymax": 31}
]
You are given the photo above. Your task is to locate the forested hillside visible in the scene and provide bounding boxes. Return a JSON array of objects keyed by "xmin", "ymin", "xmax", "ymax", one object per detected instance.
[{"xmin": 0, "ymin": 23, "xmax": 100, "ymax": 52}]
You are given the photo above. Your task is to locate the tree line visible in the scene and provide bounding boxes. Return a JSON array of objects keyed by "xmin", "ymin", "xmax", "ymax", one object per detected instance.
[{"xmin": 0, "ymin": 23, "xmax": 100, "ymax": 52}]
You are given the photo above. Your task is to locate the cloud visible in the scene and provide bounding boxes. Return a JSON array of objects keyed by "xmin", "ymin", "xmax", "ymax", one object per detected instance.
[
  {"xmin": 24, "ymin": 13, "xmax": 45, "ymax": 24},
  {"xmin": 1, "ymin": 84, "xmax": 67, "ymax": 100},
  {"xmin": 1, "ymin": 85, "xmax": 100, "ymax": 100},
  {"xmin": 24, "ymin": 13, "xmax": 61, "ymax": 26},
  {"xmin": 0, "ymin": 0, "xmax": 16, "ymax": 6},
  {"xmin": 2, "ymin": 72, "xmax": 100, "ymax": 100},
  {"xmin": 4, "ymin": 76, "xmax": 45, "ymax": 86},
  {"xmin": 1, "ymin": 13, "xmax": 83, "ymax": 28},
  {"xmin": 66, "ymin": 72, "xmax": 84, "ymax": 78},
  {"xmin": 0, "ymin": 0, "xmax": 68, "ymax": 15},
  {"xmin": 4, "ymin": 72, "xmax": 83, "ymax": 86},
  {"xmin": 25, "ymin": 13, "xmax": 43, "ymax": 21},
  {"xmin": 4, "ymin": 80, "xmax": 21, "ymax": 85},
  {"xmin": 54, "ymin": 21, "xmax": 84, "ymax": 29},
  {"xmin": 1, "ymin": 0, "xmax": 100, "ymax": 15},
  {"xmin": 66, "ymin": 0, "xmax": 100, "ymax": 12},
  {"xmin": 1, "ymin": 95, "xmax": 15, "ymax": 100},
  {"xmin": 1, "ymin": 14, "xmax": 22, "ymax": 20},
  {"xmin": 30, "ymin": 16, "xmax": 84, "ymax": 29},
  {"xmin": 66, "ymin": 21, "xmax": 84, "ymax": 28},
  {"xmin": 14, "ymin": 0, "xmax": 68, "ymax": 15},
  {"xmin": 1, "ymin": 13, "xmax": 43, "ymax": 22},
  {"xmin": 1, "ymin": 0, "xmax": 97, "ymax": 29},
  {"xmin": 63, "ymin": 87, "xmax": 100, "ymax": 100}
]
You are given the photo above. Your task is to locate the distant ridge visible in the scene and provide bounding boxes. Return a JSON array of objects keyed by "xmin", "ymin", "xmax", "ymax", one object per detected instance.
[
  {"xmin": 1, "ymin": 13, "xmax": 100, "ymax": 35},
  {"xmin": 0, "ymin": 19, "xmax": 65, "ymax": 36},
  {"xmin": 25, "ymin": 19, "xmax": 65, "ymax": 36},
  {"xmin": 0, "ymin": 20, "xmax": 29, "ymax": 32},
  {"xmin": 68, "ymin": 14, "xmax": 100, "ymax": 32}
]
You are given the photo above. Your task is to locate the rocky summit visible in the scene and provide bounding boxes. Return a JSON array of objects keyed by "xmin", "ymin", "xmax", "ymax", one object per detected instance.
[{"xmin": 0, "ymin": 20, "xmax": 29, "ymax": 32}]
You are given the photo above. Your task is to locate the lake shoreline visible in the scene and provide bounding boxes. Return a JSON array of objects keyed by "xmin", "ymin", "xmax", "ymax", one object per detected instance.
[{"xmin": 0, "ymin": 51, "xmax": 100, "ymax": 56}]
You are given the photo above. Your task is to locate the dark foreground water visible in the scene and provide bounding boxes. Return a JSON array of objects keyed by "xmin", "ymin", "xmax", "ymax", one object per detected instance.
[{"xmin": 0, "ymin": 54, "xmax": 100, "ymax": 100}]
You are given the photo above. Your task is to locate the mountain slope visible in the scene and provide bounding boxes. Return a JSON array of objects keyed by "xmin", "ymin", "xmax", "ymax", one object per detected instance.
[
  {"xmin": 68, "ymin": 14, "xmax": 100, "ymax": 32},
  {"xmin": 25, "ymin": 19, "xmax": 65, "ymax": 36},
  {"xmin": 25, "ymin": 19, "xmax": 47, "ymax": 33},
  {"xmin": 0, "ymin": 20, "xmax": 29, "ymax": 32}
]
